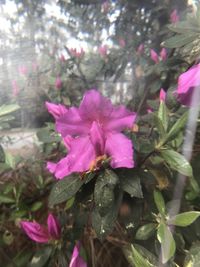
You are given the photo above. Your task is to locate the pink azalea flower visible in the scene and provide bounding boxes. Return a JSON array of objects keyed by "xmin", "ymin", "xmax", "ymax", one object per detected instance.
[
  {"xmin": 150, "ymin": 48, "xmax": 167, "ymax": 63},
  {"xmin": 98, "ymin": 45, "xmax": 108, "ymax": 57},
  {"xmin": 159, "ymin": 88, "xmax": 166, "ymax": 102},
  {"xmin": 119, "ymin": 38, "xmax": 126, "ymax": 48},
  {"xmin": 12, "ymin": 80, "xmax": 20, "ymax": 97},
  {"xmin": 45, "ymin": 102, "xmax": 68, "ymax": 119},
  {"xmin": 69, "ymin": 242, "xmax": 87, "ymax": 267},
  {"xmin": 21, "ymin": 213, "xmax": 61, "ymax": 243},
  {"xmin": 176, "ymin": 64, "xmax": 200, "ymax": 106},
  {"xmin": 70, "ymin": 48, "xmax": 85, "ymax": 58},
  {"xmin": 170, "ymin": 9, "xmax": 179, "ymax": 23},
  {"xmin": 55, "ymin": 76, "xmax": 62, "ymax": 89},
  {"xmin": 137, "ymin": 44, "xmax": 144, "ymax": 55},
  {"xmin": 18, "ymin": 65, "xmax": 28, "ymax": 76},
  {"xmin": 47, "ymin": 90, "xmax": 136, "ymax": 179}
]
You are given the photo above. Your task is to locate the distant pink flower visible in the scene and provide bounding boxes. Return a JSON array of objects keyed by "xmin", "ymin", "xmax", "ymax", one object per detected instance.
[
  {"xmin": 150, "ymin": 48, "xmax": 167, "ymax": 63},
  {"xmin": 170, "ymin": 9, "xmax": 179, "ymax": 23},
  {"xmin": 60, "ymin": 54, "xmax": 66, "ymax": 62},
  {"xmin": 101, "ymin": 1, "xmax": 110, "ymax": 13},
  {"xmin": 119, "ymin": 38, "xmax": 126, "ymax": 48},
  {"xmin": 55, "ymin": 76, "xmax": 62, "ymax": 89},
  {"xmin": 69, "ymin": 242, "xmax": 87, "ymax": 267},
  {"xmin": 45, "ymin": 102, "xmax": 68, "ymax": 119},
  {"xmin": 98, "ymin": 45, "xmax": 108, "ymax": 57},
  {"xmin": 12, "ymin": 80, "xmax": 20, "ymax": 97},
  {"xmin": 21, "ymin": 213, "xmax": 61, "ymax": 243},
  {"xmin": 47, "ymin": 90, "xmax": 136, "ymax": 179},
  {"xmin": 70, "ymin": 48, "xmax": 85, "ymax": 58},
  {"xmin": 137, "ymin": 44, "xmax": 144, "ymax": 55},
  {"xmin": 147, "ymin": 108, "xmax": 153, "ymax": 113},
  {"xmin": 18, "ymin": 65, "xmax": 28, "ymax": 76},
  {"xmin": 159, "ymin": 88, "xmax": 166, "ymax": 102},
  {"xmin": 176, "ymin": 64, "xmax": 200, "ymax": 106}
]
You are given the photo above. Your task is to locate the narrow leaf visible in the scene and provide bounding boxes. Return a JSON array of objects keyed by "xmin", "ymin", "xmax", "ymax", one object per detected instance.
[
  {"xmin": 168, "ymin": 211, "xmax": 200, "ymax": 227},
  {"xmin": 163, "ymin": 33, "xmax": 198, "ymax": 48},
  {"xmin": 160, "ymin": 149, "xmax": 193, "ymax": 177},
  {"xmin": 153, "ymin": 190, "xmax": 166, "ymax": 216},
  {"xmin": 135, "ymin": 223, "xmax": 156, "ymax": 240},
  {"xmin": 158, "ymin": 101, "xmax": 168, "ymax": 131}
]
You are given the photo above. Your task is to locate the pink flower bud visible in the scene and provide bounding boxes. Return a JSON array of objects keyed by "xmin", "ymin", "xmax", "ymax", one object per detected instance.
[
  {"xmin": 170, "ymin": 9, "xmax": 179, "ymax": 23},
  {"xmin": 55, "ymin": 76, "xmax": 62, "ymax": 89},
  {"xmin": 18, "ymin": 65, "xmax": 28, "ymax": 76},
  {"xmin": 69, "ymin": 241, "xmax": 87, "ymax": 267},
  {"xmin": 60, "ymin": 54, "xmax": 66, "ymax": 62},
  {"xmin": 47, "ymin": 213, "xmax": 61, "ymax": 240},
  {"xmin": 137, "ymin": 44, "xmax": 144, "ymax": 55},
  {"xmin": 150, "ymin": 49, "xmax": 159, "ymax": 63},
  {"xmin": 98, "ymin": 45, "xmax": 108, "ymax": 57},
  {"xmin": 160, "ymin": 48, "xmax": 167, "ymax": 61},
  {"xmin": 159, "ymin": 88, "xmax": 166, "ymax": 102}
]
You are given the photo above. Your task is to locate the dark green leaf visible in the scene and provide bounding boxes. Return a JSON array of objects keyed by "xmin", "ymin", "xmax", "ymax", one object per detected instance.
[
  {"xmin": 157, "ymin": 223, "xmax": 176, "ymax": 264},
  {"xmin": 160, "ymin": 149, "xmax": 193, "ymax": 177},
  {"xmin": 92, "ymin": 189, "xmax": 122, "ymax": 240},
  {"xmin": 168, "ymin": 211, "xmax": 200, "ymax": 227},
  {"xmin": 168, "ymin": 22, "xmax": 200, "ymax": 34},
  {"xmin": 37, "ymin": 128, "xmax": 60, "ymax": 143},
  {"xmin": 153, "ymin": 190, "xmax": 166, "ymax": 216},
  {"xmin": 0, "ymin": 195, "xmax": 15, "ymax": 204},
  {"xmin": 163, "ymin": 33, "xmax": 198, "ymax": 48},
  {"xmin": 48, "ymin": 174, "xmax": 83, "ymax": 206},
  {"xmin": 120, "ymin": 170, "xmax": 143, "ymax": 198},
  {"xmin": 94, "ymin": 170, "xmax": 119, "ymax": 216},
  {"xmin": 135, "ymin": 223, "xmax": 156, "ymax": 240},
  {"xmin": 28, "ymin": 247, "xmax": 52, "ymax": 267},
  {"xmin": 123, "ymin": 244, "xmax": 155, "ymax": 267}
]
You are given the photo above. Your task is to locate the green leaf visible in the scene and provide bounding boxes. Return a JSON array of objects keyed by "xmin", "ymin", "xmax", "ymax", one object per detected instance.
[
  {"xmin": 5, "ymin": 151, "xmax": 16, "ymax": 169},
  {"xmin": 163, "ymin": 111, "xmax": 188, "ymax": 144},
  {"xmin": 92, "ymin": 189, "xmax": 122, "ymax": 240},
  {"xmin": 65, "ymin": 197, "xmax": 75, "ymax": 210},
  {"xmin": 0, "ymin": 195, "xmax": 15, "ymax": 204},
  {"xmin": 28, "ymin": 246, "xmax": 52, "ymax": 267},
  {"xmin": 160, "ymin": 149, "xmax": 193, "ymax": 177},
  {"xmin": 3, "ymin": 231, "xmax": 14, "ymax": 245},
  {"xmin": 123, "ymin": 244, "xmax": 155, "ymax": 267},
  {"xmin": 48, "ymin": 174, "xmax": 83, "ymax": 206},
  {"xmin": 135, "ymin": 223, "xmax": 156, "ymax": 240},
  {"xmin": 158, "ymin": 101, "xmax": 168, "ymax": 131},
  {"xmin": 153, "ymin": 190, "xmax": 166, "ymax": 216},
  {"xmin": 0, "ymin": 104, "xmax": 20, "ymax": 117},
  {"xmin": 157, "ymin": 223, "xmax": 176, "ymax": 264},
  {"xmin": 31, "ymin": 201, "xmax": 43, "ymax": 212},
  {"xmin": 184, "ymin": 242, "xmax": 200, "ymax": 267},
  {"xmin": 37, "ymin": 128, "xmax": 60, "ymax": 143},
  {"xmin": 153, "ymin": 115, "xmax": 166, "ymax": 139},
  {"xmin": 163, "ymin": 33, "xmax": 198, "ymax": 48},
  {"xmin": 168, "ymin": 211, "xmax": 200, "ymax": 227},
  {"xmin": 168, "ymin": 22, "xmax": 200, "ymax": 34},
  {"xmin": 119, "ymin": 170, "xmax": 143, "ymax": 198},
  {"xmin": 94, "ymin": 169, "xmax": 119, "ymax": 216}
]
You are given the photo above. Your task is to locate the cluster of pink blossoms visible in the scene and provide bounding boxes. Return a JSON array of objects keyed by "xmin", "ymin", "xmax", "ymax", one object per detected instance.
[{"xmin": 46, "ymin": 90, "xmax": 136, "ymax": 179}]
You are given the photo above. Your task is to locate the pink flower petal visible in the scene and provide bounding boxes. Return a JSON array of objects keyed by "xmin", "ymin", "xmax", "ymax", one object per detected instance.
[
  {"xmin": 47, "ymin": 136, "xmax": 96, "ymax": 179},
  {"xmin": 90, "ymin": 121, "xmax": 105, "ymax": 155},
  {"xmin": 170, "ymin": 9, "xmax": 179, "ymax": 23},
  {"xmin": 79, "ymin": 89, "xmax": 113, "ymax": 121},
  {"xmin": 150, "ymin": 49, "xmax": 159, "ymax": 63},
  {"xmin": 47, "ymin": 213, "xmax": 61, "ymax": 240},
  {"xmin": 56, "ymin": 107, "xmax": 90, "ymax": 137},
  {"xmin": 55, "ymin": 76, "xmax": 62, "ymax": 89},
  {"xmin": 21, "ymin": 221, "xmax": 50, "ymax": 243},
  {"xmin": 45, "ymin": 102, "xmax": 68, "ymax": 119},
  {"xmin": 69, "ymin": 242, "xmax": 87, "ymax": 267},
  {"xmin": 105, "ymin": 133, "xmax": 134, "ymax": 168},
  {"xmin": 104, "ymin": 105, "xmax": 136, "ymax": 132}
]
